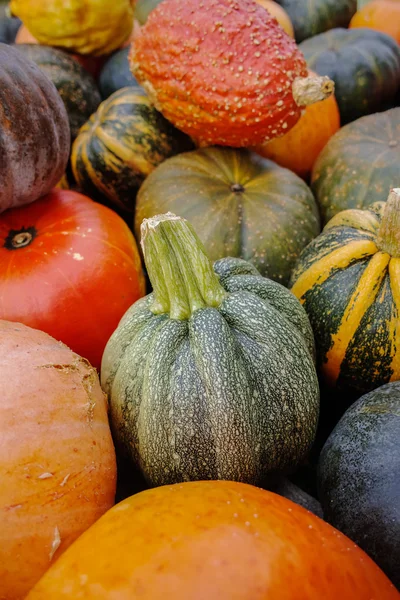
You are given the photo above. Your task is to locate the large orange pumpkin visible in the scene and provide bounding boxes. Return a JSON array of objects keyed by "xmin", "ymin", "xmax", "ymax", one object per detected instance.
[
  {"xmin": 254, "ymin": 80, "xmax": 340, "ymax": 179},
  {"xmin": 0, "ymin": 320, "xmax": 117, "ymax": 600},
  {"xmin": 350, "ymin": 0, "xmax": 400, "ymax": 44},
  {"xmin": 255, "ymin": 0, "xmax": 295, "ymax": 38},
  {"xmin": 0, "ymin": 189, "xmax": 145, "ymax": 370},
  {"xmin": 27, "ymin": 480, "xmax": 398, "ymax": 599}
]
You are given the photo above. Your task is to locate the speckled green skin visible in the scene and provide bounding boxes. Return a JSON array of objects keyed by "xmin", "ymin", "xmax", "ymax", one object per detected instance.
[
  {"xmin": 300, "ymin": 28, "xmax": 400, "ymax": 125},
  {"xmin": 311, "ymin": 108, "xmax": 400, "ymax": 224},
  {"xmin": 14, "ymin": 44, "xmax": 101, "ymax": 140},
  {"xmin": 101, "ymin": 257, "xmax": 319, "ymax": 487},
  {"xmin": 135, "ymin": 148, "xmax": 320, "ymax": 286},
  {"xmin": 99, "ymin": 48, "xmax": 141, "ymax": 100},
  {"xmin": 276, "ymin": 0, "xmax": 356, "ymax": 43},
  {"xmin": 318, "ymin": 382, "xmax": 400, "ymax": 589}
]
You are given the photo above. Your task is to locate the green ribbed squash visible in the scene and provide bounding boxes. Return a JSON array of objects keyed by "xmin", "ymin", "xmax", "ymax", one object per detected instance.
[
  {"xmin": 134, "ymin": 147, "xmax": 320, "ymax": 286},
  {"xmin": 71, "ymin": 87, "xmax": 194, "ymax": 212},
  {"xmin": 101, "ymin": 213, "xmax": 319, "ymax": 487},
  {"xmin": 290, "ymin": 189, "xmax": 400, "ymax": 395},
  {"xmin": 299, "ymin": 28, "xmax": 400, "ymax": 125},
  {"xmin": 311, "ymin": 108, "xmax": 400, "ymax": 225}
]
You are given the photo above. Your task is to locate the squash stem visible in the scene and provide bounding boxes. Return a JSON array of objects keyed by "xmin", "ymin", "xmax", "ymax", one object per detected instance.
[
  {"xmin": 376, "ymin": 188, "xmax": 400, "ymax": 258},
  {"xmin": 140, "ymin": 212, "xmax": 226, "ymax": 319},
  {"xmin": 292, "ymin": 74, "xmax": 335, "ymax": 107}
]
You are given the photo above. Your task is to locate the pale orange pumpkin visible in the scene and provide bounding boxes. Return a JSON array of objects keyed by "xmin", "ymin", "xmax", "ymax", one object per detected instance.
[
  {"xmin": 350, "ymin": 0, "xmax": 400, "ymax": 44},
  {"xmin": 255, "ymin": 0, "xmax": 295, "ymax": 38},
  {"xmin": 0, "ymin": 321, "xmax": 117, "ymax": 600}
]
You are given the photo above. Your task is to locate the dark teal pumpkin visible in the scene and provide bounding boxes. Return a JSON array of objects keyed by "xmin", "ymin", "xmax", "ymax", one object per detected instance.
[
  {"xmin": 318, "ymin": 381, "xmax": 400, "ymax": 588},
  {"xmin": 134, "ymin": 0, "xmax": 162, "ymax": 25},
  {"xmin": 101, "ymin": 213, "xmax": 319, "ymax": 488},
  {"xmin": 99, "ymin": 47, "xmax": 141, "ymax": 99},
  {"xmin": 299, "ymin": 28, "xmax": 400, "ymax": 125},
  {"xmin": 0, "ymin": 11, "xmax": 20, "ymax": 44}
]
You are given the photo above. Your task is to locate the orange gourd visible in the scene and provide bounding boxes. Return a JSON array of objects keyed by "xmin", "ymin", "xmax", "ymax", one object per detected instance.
[
  {"xmin": 255, "ymin": 0, "xmax": 295, "ymax": 38},
  {"xmin": 350, "ymin": 0, "xmax": 400, "ymax": 44},
  {"xmin": 27, "ymin": 480, "xmax": 398, "ymax": 599},
  {"xmin": 0, "ymin": 321, "xmax": 116, "ymax": 600}
]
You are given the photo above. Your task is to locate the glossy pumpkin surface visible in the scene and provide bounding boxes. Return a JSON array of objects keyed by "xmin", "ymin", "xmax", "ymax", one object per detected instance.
[
  {"xmin": 0, "ymin": 190, "xmax": 145, "ymax": 370},
  {"xmin": 0, "ymin": 321, "xmax": 116, "ymax": 600},
  {"xmin": 135, "ymin": 147, "xmax": 320, "ymax": 285},
  {"xmin": 350, "ymin": 0, "xmax": 400, "ymax": 44},
  {"xmin": 290, "ymin": 193, "xmax": 400, "ymax": 394},
  {"xmin": 0, "ymin": 43, "xmax": 70, "ymax": 213},
  {"xmin": 27, "ymin": 480, "xmax": 399, "ymax": 599},
  {"xmin": 71, "ymin": 87, "xmax": 193, "ymax": 212},
  {"xmin": 312, "ymin": 108, "xmax": 400, "ymax": 224},
  {"xmin": 98, "ymin": 47, "xmax": 141, "ymax": 99},
  {"xmin": 299, "ymin": 28, "xmax": 400, "ymax": 125},
  {"xmin": 318, "ymin": 381, "xmax": 400, "ymax": 589}
]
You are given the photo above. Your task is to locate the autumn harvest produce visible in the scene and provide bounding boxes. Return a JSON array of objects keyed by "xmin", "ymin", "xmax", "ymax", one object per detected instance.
[
  {"xmin": 98, "ymin": 47, "xmax": 141, "ymax": 99},
  {"xmin": 290, "ymin": 188, "xmax": 400, "ymax": 395},
  {"xmin": 0, "ymin": 8, "xmax": 20, "ymax": 43},
  {"xmin": 312, "ymin": 107, "xmax": 400, "ymax": 224},
  {"xmin": 0, "ymin": 189, "xmax": 145, "ymax": 369},
  {"xmin": 0, "ymin": 43, "xmax": 70, "ymax": 213},
  {"xmin": 26, "ymin": 481, "xmax": 399, "ymax": 599},
  {"xmin": 0, "ymin": 321, "xmax": 116, "ymax": 600},
  {"xmin": 350, "ymin": 0, "xmax": 400, "ymax": 44},
  {"xmin": 130, "ymin": 0, "xmax": 335, "ymax": 147},
  {"xmin": 102, "ymin": 213, "xmax": 319, "ymax": 487},
  {"xmin": 71, "ymin": 88, "xmax": 194, "ymax": 212},
  {"xmin": 318, "ymin": 381, "xmax": 400, "ymax": 589},
  {"xmin": 135, "ymin": 147, "xmax": 320, "ymax": 284}
]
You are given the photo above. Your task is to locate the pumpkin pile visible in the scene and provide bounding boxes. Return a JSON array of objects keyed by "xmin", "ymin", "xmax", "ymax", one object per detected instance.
[{"xmin": 1, "ymin": 0, "xmax": 400, "ymax": 597}]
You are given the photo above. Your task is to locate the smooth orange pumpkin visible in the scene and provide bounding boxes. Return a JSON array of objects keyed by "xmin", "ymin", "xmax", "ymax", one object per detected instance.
[
  {"xmin": 27, "ymin": 480, "xmax": 398, "ymax": 599},
  {"xmin": 255, "ymin": 0, "xmax": 295, "ymax": 38},
  {"xmin": 350, "ymin": 0, "xmax": 400, "ymax": 44},
  {"xmin": 0, "ymin": 320, "xmax": 116, "ymax": 600},
  {"xmin": 0, "ymin": 189, "xmax": 145, "ymax": 370},
  {"xmin": 254, "ymin": 81, "xmax": 340, "ymax": 179}
]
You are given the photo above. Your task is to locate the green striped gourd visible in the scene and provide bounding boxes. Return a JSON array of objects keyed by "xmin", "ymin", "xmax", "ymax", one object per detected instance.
[
  {"xmin": 101, "ymin": 213, "xmax": 319, "ymax": 487},
  {"xmin": 290, "ymin": 188, "xmax": 400, "ymax": 395}
]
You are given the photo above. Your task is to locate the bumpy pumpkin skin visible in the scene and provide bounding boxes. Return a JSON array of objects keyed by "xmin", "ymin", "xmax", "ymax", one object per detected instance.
[
  {"xmin": 318, "ymin": 382, "xmax": 400, "ymax": 589},
  {"xmin": 290, "ymin": 200, "xmax": 400, "ymax": 395},
  {"xmin": 130, "ymin": 0, "xmax": 312, "ymax": 147},
  {"xmin": 311, "ymin": 108, "xmax": 400, "ymax": 224},
  {"xmin": 299, "ymin": 28, "xmax": 400, "ymax": 125},
  {"xmin": 0, "ymin": 43, "xmax": 70, "ymax": 213},
  {"xmin": 350, "ymin": 0, "xmax": 400, "ymax": 45},
  {"xmin": 14, "ymin": 44, "xmax": 101, "ymax": 139},
  {"xmin": 135, "ymin": 147, "xmax": 320, "ymax": 285},
  {"xmin": 102, "ymin": 246, "xmax": 319, "ymax": 488},
  {"xmin": 10, "ymin": 0, "xmax": 134, "ymax": 55},
  {"xmin": 71, "ymin": 87, "xmax": 194, "ymax": 212}
]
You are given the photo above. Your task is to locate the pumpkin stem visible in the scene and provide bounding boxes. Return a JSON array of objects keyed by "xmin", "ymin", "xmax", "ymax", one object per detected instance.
[
  {"xmin": 376, "ymin": 188, "xmax": 400, "ymax": 258},
  {"xmin": 140, "ymin": 212, "xmax": 226, "ymax": 320},
  {"xmin": 292, "ymin": 74, "xmax": 335, "ymax": 107}
]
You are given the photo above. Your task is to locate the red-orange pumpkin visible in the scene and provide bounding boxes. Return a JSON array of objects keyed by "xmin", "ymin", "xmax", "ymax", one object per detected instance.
[
  {"xmin": 0, "ymin": 189, "xmax": 145, "ymax": 370},
  {"xmin": 255, "ymin": 0, "xmax": 295, "ymax": 38},
  {"xmin": 130, "ymin": 0, "xmax": 334, "ymax": 147},
  {"xmin": 26, "ymin": 481, "xmax": 398, "ymax": 599},
  {"xmin": 0, "ymin": 320, "xmax": 116, "ymax": 600}
]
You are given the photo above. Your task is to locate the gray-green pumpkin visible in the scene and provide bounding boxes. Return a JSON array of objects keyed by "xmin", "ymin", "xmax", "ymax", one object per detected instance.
[{"xmin": 101, "ymin": 213, "xmax": 320, "ymax": 488}]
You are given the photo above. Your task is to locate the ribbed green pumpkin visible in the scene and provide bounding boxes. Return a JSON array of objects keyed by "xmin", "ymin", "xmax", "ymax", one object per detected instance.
[
  {"xmin": 14, "ymin": 44, "xmax": 101, "ymax": 140},
  {"xmin": 98, "ymin": 47, "xmax": 141, "ymax": 99},
  {"xmin": 71, "ymin": 87, "xmax": 194, "ymax": 212},
  {"xmin": 101, "ymin": 213, "xmax": 319, "ymax": 487},
  {"xmin": 299, "ymin": 28, "xmax": 400, "ymax": 125},
  {"xmin": 311, "ymin": 108, "xmax": 400, "ymax": 224},
  {"xmin": 275, "ymin": 0, "xmax": 356, "ymax": 43},
  {"xmin": 290, "ymin": 189, "xmax": 400, "ymax": 395},
  {"xmin": 135, "ymin": 147, "xmax": 320, "ymax": 286}
]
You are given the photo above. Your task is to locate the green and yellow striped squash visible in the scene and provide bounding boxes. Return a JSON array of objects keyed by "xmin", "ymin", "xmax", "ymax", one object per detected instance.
[
  {"xmin": 101, "ymin": 213, "xmax": 319, "ymax": 487},
  {"xmin": 71, "ymin": 87, "xmax": 193, "ymax": 212},
  {"xmin": 290, "ymin": 188, "xmax": 400, "ymax": 395}
]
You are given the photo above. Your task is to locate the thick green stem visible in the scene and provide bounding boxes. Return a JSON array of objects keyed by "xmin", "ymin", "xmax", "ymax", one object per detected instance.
[
  {"xmin": 140, "ymin": 212, "xmax": 226, "ymax": 320},
  {"xmin": 376, "ymin": 188, "xmax": 400, "ymax": 258}
]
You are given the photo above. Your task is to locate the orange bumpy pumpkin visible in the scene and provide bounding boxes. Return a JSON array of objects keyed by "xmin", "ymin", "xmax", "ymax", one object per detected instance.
[
  {"xmin": 350, "ymin": 0, "xmax": 400, "ymax": 44},
  {"xmin": 130, "ymin": 0, "xmax": 334, "ymax": 147},
  {"xmin": 255, "ymin": 0, "xmax": 294, "ymax": 38}
]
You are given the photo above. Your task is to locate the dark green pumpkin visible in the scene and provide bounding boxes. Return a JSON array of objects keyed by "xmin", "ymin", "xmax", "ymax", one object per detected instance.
[
  {"xmin": 101, "ymin": 213, "xmax": 319, "ymax": 487},
  {"xmin": 299, "ymin": 28, "xmax": 400, "ymax": 125},
  {"xmin": 275, "ymin": 0, "xmax": 356, "ymax": 43},
  {"xmin": 134, "ymin": 0, "xmax": 162, "ymax": 25},
  {"xmin": 318, "ymin": 381, "xmax": 400, "ymax": 588},
  {"xmin": 311, "ymin": 108, "xmax": 400, "ymax": 224},
  {"xmin": 71, "ymin": 87, "xmax": 194, "ymax": 212},
  {"xmin": 135, "ymin": 147, "xmax": 320, "ymax": 286},
  {"xmin": 14, "ymin": 44, "xmax": 101, "ymax": 140},
  {"xmin": 0, "ymin": 12, "xmax": 20, "ymax": 44},
  {"xmin": 98, "ymin": 47, "xmax": 141, "ymax": 100}
]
